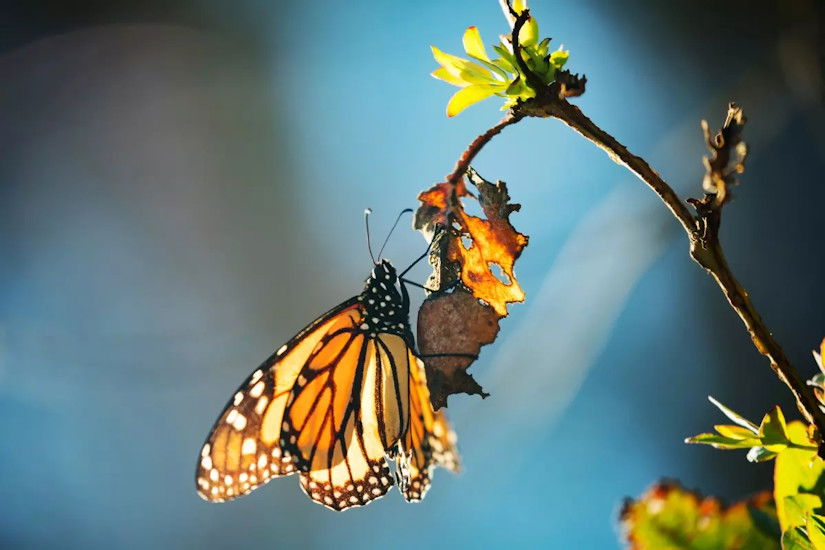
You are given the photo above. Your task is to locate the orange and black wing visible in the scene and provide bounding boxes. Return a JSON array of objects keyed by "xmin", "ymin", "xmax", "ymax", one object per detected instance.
[
  {"xmin": 196, "ymin": 298, "xmax": 361, "ymax": 502},
  {"xmin": 397, "ymin": 351, "xmax": 460, "ymax": 502},
  {"xmin": 281, "ymin": 330, "xmax": 414, "ymax": 511}
]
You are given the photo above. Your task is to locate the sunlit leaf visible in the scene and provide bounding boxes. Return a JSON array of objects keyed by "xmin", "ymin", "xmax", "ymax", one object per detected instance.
[
  {"xmin": 808, "ymin": 515, "xmax": 825, "ymax": 549},
  {"xmin": 431, "ymin": 66, "xmax": 470, "ymax": 87},
  {"xmin": 784, "ymin": 495, "xmax": 824, "ymax": 530},
  {"xmin": 708, "ymin": 396, "xmax": 759, "ymax": 433},
  {"xmin": 446, "ymin": 84, "xmax": 504, "ymax": 117},
  {"xmin": 686, "ymin": 432, "xmax": 756, "ymax": 449},
  {"xmin": 621, "ymin": 481, "xmax": 779, "ymax": 549},
  {"xmin": 716, "ymin": 424, "xmax": 761, "ymax": 441},
  {"xmin": 431, "ymin": 46, "xmax": 495, "ymax": 86},
  {"xmin": 774, "ymin": 422, "xmax": 825, "ymax": 533},
  {"xmin": 519, "ymin": 15, "xmax": 539, "ymax": 47},
  {"xmin": 550, "ymin": 48, "xmax": 570, "ymax": 70},
  {"xmin": 759, "ymin": 407, "xmax": 790, "ymax": 451},
  {"xmin": 463, "ymin": 26, "xmax": 491, "ymax": 62},
  {"xmin": 784, "ymin": 527, "xmax": 817, "ymax": 550},
  {"xmin": 492, "ymin": 43, "xmax": 517, "ymax": 70}
]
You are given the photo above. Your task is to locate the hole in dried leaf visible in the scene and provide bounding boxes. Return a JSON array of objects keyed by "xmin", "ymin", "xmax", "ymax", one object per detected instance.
[
  {"xmin": 487, "ymin": 261, "xmax": 511, "ymax": 285},
  {"xmin": 461, "ymin": 234, "xmax": 473, "ymax": 250}
]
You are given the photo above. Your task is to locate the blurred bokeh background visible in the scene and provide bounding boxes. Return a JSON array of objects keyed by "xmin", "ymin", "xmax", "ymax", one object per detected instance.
[{"xmin": 1, "ymin": 0, "xmax": 824, "ymax": 547}]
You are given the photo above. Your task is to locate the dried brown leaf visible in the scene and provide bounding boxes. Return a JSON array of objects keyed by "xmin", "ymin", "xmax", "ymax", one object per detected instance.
[
  {"xmin": 414, "ymin": 167, "xmax": 528, "ymax": 408},
  {"xmin": 417, "ymin": 288, "xmax": 499, "ymax": 409}
]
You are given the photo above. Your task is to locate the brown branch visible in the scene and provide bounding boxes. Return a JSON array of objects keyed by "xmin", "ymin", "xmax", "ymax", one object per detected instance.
[
  {"xmin": 688, "ymin": 215, "xmax": 825, "ymax": 452},
  {"xmin": 539, "ymin": 99, "xmax": 698, "ymax": 237},
  {"xmin": 446, "ymin": 110, "xmax": 524, "ymax": 185},
  {"xmin": 507, "ymin": 6, "xmax": 547, "ymax": 96},
  {"xmin": 537, "ymin": 98, "xmax": 825, "ymax": 453}
]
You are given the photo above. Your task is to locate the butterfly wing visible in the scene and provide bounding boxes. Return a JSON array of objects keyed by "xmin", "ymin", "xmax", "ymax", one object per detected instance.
[
  {"xmin": 196, "ymin": 298, "xmax": 361, "ymax": 502},
  {"xmin": 281, "ymin": 331, "xmax": 413, "ymax": 510},
  {"xmin": 397, "ymin": 351, "xmax": 460, "ymax": 502}
]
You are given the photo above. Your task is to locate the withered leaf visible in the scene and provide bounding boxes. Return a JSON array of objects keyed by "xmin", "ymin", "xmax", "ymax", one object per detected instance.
[
  {"xmin": 449, "ymin": 168, "xmax": 528, "ymax": 317},
  {"xmin": 417, "ymin": 288, "xmax": 499, "ymax": 409},
  {"xmin": 414, "ymin": 179, "xmax": 471, "ymax": 236},
  {"xmin": 414, "ymin": 167, "xmax": 528, "ymax": 408}
]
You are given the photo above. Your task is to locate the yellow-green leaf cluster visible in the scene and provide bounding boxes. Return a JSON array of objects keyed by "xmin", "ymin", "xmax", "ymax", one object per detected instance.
[
  {"xmin": 774, "ymin": 422, "xmax": 825, "ymax": 549},
  {"xmin": 621, "ymin": 481, "xmax": 779, "ymax": 550},
  {"xmin": 683, "ymin": 337, "xmax": 825, "ymax": 549},
  {"xmin": 686, "ymin": 398, "xmax": 814, "ymax": 463},
  {"xmin": 430, "ymin": 1, "xmax": 570, "ymax": 116}
]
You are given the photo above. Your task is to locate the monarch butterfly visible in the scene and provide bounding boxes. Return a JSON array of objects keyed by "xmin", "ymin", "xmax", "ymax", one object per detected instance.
[{"xmin": 195, "ymin": 219, "xmax": 460, "ymax": 511}]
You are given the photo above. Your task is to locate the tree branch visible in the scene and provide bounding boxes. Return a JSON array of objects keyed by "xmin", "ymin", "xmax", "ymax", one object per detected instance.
[
  {"xmin": 537, "ymin": 99, "xmax": 825, "ymax": 453},
  {"xmin": 538, "ymin": 99, "xmax": 698, "ymax": 238}
]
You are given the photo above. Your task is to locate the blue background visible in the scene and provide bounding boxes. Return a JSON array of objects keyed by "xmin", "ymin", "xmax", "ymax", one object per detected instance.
[{"xmin": 1, "ymin": 0, "xmax": 824, "ymax": 547}]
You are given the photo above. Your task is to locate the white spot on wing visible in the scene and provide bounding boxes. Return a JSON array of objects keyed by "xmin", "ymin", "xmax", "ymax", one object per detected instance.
[
  {"xmin": 241, "ymin": 438, "xmax": 257, "ymax": 455},
  {"xmin": 232, "ymin": 413, "xmax": 247, "ymax": 431},
  {"xmin": 249, "ymin": 381, "xmax": 265, "ymax": 398}
]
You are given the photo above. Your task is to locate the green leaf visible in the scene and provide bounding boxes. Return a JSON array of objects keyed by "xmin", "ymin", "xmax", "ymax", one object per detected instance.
[
  {"xmin": 748, "ymin": 446, "xmax": 779, "ymax": 463},
  {"xmin": 760, "ymin": 407, "xmax": 790, "ymax": 449},
  {"xmin": 808, "ymin": 373, "xmax": 825, "ymax": 389},
  {"xmin": 536, "ymin": 37, "xmax": 551, "ymax": 57},
  {"xmin": 785, "ymin": 495, "xmax": 824, "ymax": 529},
  {"xmin": 621, "ymin": 481, "xmax": 779, "ymax": 549},
  {"xmin": 519, "ymin": 15, "xmax": 539, "ymax": 47},
  {"xmin": 505, "ymin": 75, "xmax": 526, "ymax": 96},
  {"xmin": 686, "ymin": 432, "xmax": 755, "ymax": 449},
  {"xmin": 462, "ymin": 26, "xmax": 491, "ymax": 62},
  {"xmin": 549, "ymin": 48, "xmax": 570, "ymax": 70},
  {"xmin": 431, "ymin": 46, "xmax": 496, "ymax": 86},
  {"xmin": 717, "ymin": 424, "xmax": 763, "ymax": 441},
  {"xmin": 708, "ymin": 396, "xmax": 760, "ymax": 433},
  {"xmin": 431, "ymin": 67, "xmax": 469, "ymax": 87},
  {"xmin": 471, "ymin": 57, "xmax": 511, "ymax": 80},
  {"xmin": 493, "ymin": 44, "xmax": 517, "ymax": 72},
  {"xmin": 445, "ymin": 83, "xmax": 503, "ymax": 117},
  {"xmin": 784, "ymin": 527, "xmax": 817, "ymax": 550},
  {"xmin": 523, "ymin": 46, "xmax": 550, "ymax": 85},
  {"xmin": 807, "ymin": 515, "xmax": 825, "ymax": 550},
  {"xmin": 774, "ymin": 422, "xmax": 825, "ymax": 533}
]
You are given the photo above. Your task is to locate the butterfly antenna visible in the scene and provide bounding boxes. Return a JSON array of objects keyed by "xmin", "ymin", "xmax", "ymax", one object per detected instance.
[
  {"xmin": 364, "ymin": 208, "xmax": 377, "ymax": 264},
  {"xmin": 376, "ymin": 208, "xmax": 413, "ymax": 261}
]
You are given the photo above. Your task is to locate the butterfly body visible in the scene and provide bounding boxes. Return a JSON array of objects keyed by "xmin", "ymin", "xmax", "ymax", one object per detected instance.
[{"xmin": 196, "ymin": 259, "xmax": 458, "ymax": 511}]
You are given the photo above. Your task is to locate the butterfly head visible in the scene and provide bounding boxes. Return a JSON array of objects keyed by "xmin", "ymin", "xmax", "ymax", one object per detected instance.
[{"xmin": 358, "ymin": 259, "xmax": 409, "ymax": 335}]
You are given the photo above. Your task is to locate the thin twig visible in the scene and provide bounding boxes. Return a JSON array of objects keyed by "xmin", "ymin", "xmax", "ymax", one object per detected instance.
[
  {"xmin": 446, "ymin": 111, "xmax": 524, "ymax": 185},
  {"xmin": 541, "ymin": 99, "xmax": 825, "ymax": 452}
]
